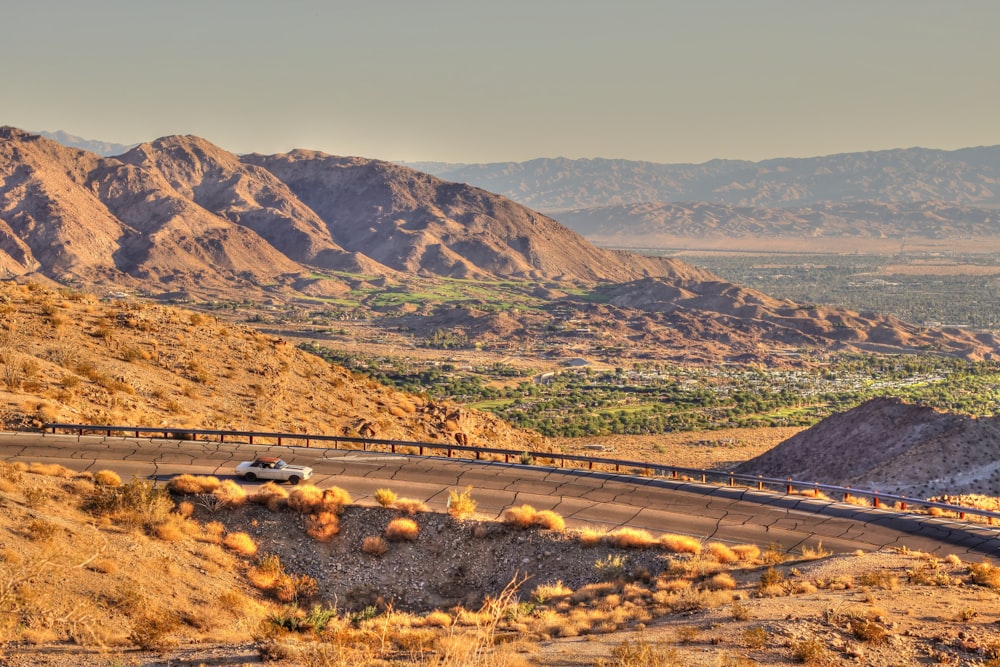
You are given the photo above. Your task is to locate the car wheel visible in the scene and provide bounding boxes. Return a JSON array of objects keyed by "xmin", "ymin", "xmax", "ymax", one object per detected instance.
[
  {"xmin": 288, "ymin": 475, "xmax": 301, "ymax": 485},
  {"xmin": 243, "ymin": 472, "xmax": 257, "ymax": 481}
]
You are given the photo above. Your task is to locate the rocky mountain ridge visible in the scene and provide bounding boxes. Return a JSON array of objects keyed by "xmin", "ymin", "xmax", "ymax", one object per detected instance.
[{"xmin": 736, "ymin": 397, "xmax": 1000, "ymax": 499}]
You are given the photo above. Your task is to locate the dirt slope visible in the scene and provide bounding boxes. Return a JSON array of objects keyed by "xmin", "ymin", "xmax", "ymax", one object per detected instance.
[{"xmin": 0, "ymin": 281, "xmax": 543, "ymax": 449}]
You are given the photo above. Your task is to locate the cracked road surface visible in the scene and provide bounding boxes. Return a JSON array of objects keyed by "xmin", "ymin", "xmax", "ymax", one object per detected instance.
[{"xmin": 3, "ymin": 432, "xmax": 998, "ymax": 557}]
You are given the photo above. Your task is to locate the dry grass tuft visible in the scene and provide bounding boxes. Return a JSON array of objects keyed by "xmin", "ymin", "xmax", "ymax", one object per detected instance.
[
  {"xmin": 393, "ymin": 497, "xmax": 429, "ymax": 515},
  {"xmin": 385, "ymin": 517, "xmax": 420, "ymax": 542},
  {"xmin": 605, "ymin": 527, "xmax": 657, "ymax": 549},
  {"xmin": 731, "ymin": 544, "xmax": 761, "ymax": 561},
  {"xmin": 533, "ymin": 509, "xmax": 566, "ymax": 531},
  {"xmin": 212, "ymin": 480, "xmax": 247, "ymax": 508},
  {"xmin": 166, "ymin": 474, "xmax": 221, "ymax": 495},
  {"xmin": 502, "ymin": 504, "xmax": 539, "ymax": 529},
  {"xmin": 287, "ymin": 485, "xmax": 324, "ymax": 513},
  {"xmin": 305, "ymin": 510, "xmax": 340, "ymax": 542},
  {"xmin": 223, "ymin": 531, "xmax": 258, "ymax": 556},
  {"xmin": 658, "ymin": 533, "xmax": 702, "ymax": 554},
  {"xmin": 373, "ymin": 487, "xmax": 398, "ymax": 508},
  {"xmin": 577, "ymin": 526, "xmax": 607, "ymax": 547},
  {"xmin": 706, "ymin": 572, "xmax": 737, "ymax": 590},
  {"xmin": 250, "ymin": 482, "xmax": 289, "ymax": 511},
  {"xmin": 706, "ymin": 542, "xmax": 740, "ymax": 564},
  {"xmin": 969, "ymin": 559, "xmax": 1000, "ymax": 590},
  {"xmin": 93, "ymin": 469, "xmax": 122, "ymax": 487},
  {"xmin": 361, "ymin": 535, "xmax": 389, "ymax": 557},
  {"xmin": 27, "ymin": 462, "xmax": 74, "ymax": 478}
]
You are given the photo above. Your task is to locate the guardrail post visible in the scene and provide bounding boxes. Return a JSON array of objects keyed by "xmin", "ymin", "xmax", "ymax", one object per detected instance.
[
  {"xmin": 419, "ymin": 446, "xmax": 424, "ymax": 456},
  {"xmin": 959, "ymin": 511, "xmax": 965, "ymax": 520},
  {"xmin": 475, "ymin": 450, "xmax": 480, "ymax": 460},
  {"xmin": 899, "ymin": 497, "xmax": 907, "ymax": 511},
  {"xmin": 844, "ymin": 486, "xmax": 851, "ymax": 502},
  {"xmin": 728, "ymin": 472, "xmax": 734, "ymax": 487},
  {"xmin": 758, "ymin": 475, "xmax": 763, "ymax": 491},
  {"xmin": 305, "ymin": 438, "xmax": 310, "ymax": 447},
  {"xmin": 588, "ymin": 460, "xmax": 593, "ymax": 470},
  {"xmin": 672, "ymin": 470, "xmax": 678, "ymax": 479},
  {"xmin": 873, "ymin": 494, "xmax": 880, "ymax": 508},
  {"xmin": 787, "ymin": 478, "xmax": 793, "ymax": 495},
  {"xmin": 277, "ymin": 437, "xmax": 283, "ymax": 446},
  {"xmin": 701, "ymin": 473, "xmax": 706, "ymax": 483},
  {"xmin": 249, "ymin": 435, "xmax": 254, "ymax": 445},
  {"xmin": 447, "ymin": 448, "xmax": 452, "ymax": 458}
]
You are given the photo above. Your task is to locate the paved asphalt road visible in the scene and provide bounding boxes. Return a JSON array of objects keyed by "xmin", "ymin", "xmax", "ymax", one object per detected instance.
[{"xmin": 3, "ymin": 432, "xmax": 999, "ymax": 557}]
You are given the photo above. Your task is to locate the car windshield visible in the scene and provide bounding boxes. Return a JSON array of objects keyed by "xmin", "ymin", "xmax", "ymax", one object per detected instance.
[{"xmin": 274, "ymin": 460, "xmax": 287, "ymax": 469}]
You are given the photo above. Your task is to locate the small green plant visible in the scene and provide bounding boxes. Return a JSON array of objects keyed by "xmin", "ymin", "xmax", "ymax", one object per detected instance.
[
  {"xmin": 519, "ymin": 451, "xmax": 535, "ymax": 465},
  {"xmin": 594, "ymin": 554, "xmax": 627, "ymax": 581}
]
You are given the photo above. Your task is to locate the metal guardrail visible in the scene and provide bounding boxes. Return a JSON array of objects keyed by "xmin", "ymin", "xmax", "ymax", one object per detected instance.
[{"xmin": 42, "ymin": 422, "xmax": 1000, "ymax": 525}]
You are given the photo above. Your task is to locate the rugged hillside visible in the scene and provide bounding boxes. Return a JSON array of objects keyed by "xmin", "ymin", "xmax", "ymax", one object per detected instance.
[
  {"xmin": 0, "ymin": 281, "xmax": 543, "ymax": 449},
  {"xmin": 735, "ymin": 397, "xmax": 1000, "ymax": 498},
  {"xmin": 241, "ymin": 151, "xmax": 690, "ymax": 282},
  {"xmin": 0, "ymin": 127, "xmax": 691, "ymax": 295},
  {"xmin": 410, "ymin": 147, "xmax": 1000, "ymax": 211},
  {"xmin": 554, "ymin": 200, "xmax": 1000, "ymax": 253}
]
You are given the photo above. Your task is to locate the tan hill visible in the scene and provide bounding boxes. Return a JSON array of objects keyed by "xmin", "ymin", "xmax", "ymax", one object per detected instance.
[
  {"xmin": 735, "ymin": 397, "xmax": 1000, "ymax": 499},
  {"xmin": 241, "ymin": 150, "xmax": 690, "ymax": 282},
  {"xmin": 0, "ymin": 127, "xmax": 690, "ymax": 295},
  {"xmin": 0, "ymin": 281, "xmax": 542, "ymax": 449},
  {"xmin": 554, "ymin": 200, "xmax": 1000, "ymax": 253}
]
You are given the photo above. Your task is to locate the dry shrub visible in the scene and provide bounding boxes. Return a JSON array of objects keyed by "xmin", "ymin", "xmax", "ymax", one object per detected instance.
[
  {"xmin": 176, "ymin": 500, "xmax": 194, "ymax": 517},
  {"xmin": 732, "ymin": 544, "xmax": 761, "ymax": 561},
  {"xmin": 154, "ymin": 518, "xmax": 187, "ymax": 542},
  {"xmin": 373, "ymin": 488, "xmax": 398, "ymax": 508},
  {"xmin": 945, "ymin": 554, "xmax": 962, "ymax": 567},
  {"xmin": 213, "ymin": 480, "xmax": 247, "ymax": 508},
  {"xmin": 800, "ymin": 541, "xmax": 832, "ymax": 559},
  {"xmin": 27, "ymin": 462, "xmax": 74, "ymax": 478},
  {"xmin": 421, "ymin": 611, "xmax": 452, "ymax": 628},
  {"xmin": 223, "ymin": 531, "xmax": 258, "ymax": 556},
  {"xmin": 577, "ymin": 526, "xmax": 606, "ymax": 547},
  {"xmin": 502, "ymin": 504, "xmax": 538, "ymax": 529},
  {"xmin": 321, "ymin": 486, "xmax": 352, "ymax": 511},
  {"xmin": 969, "ymin": 560, "xmax": 1000, "ymax": 590},
  {"xmin": 605, "ymin": 527, "xmax": 657, "ymax": 549},
  {"xmin": 857, "ymin": 570, "xmax": 899, "ymax": 590},
  {"xmin": 706, "ymin": 542, "xmax": 739, "ymax": 564},
  {"xmin": 251, "ymin": 482, "xmax": 288, "ymax": 511},
  {"xmin": 306, "ymin": 511, "xmax": 340, "ymax": 541},
  {"xmin": 166, "ymin": 474, "xmax": 221, "ymax": 495},
  {"xmin": 93, "ymin": 469, "xmax": 122, "ymax": 487},
  {"xmin": 385, "ymin": 517, "xmax": 420, "ymax": 542},
  {"xmin": 659, "ymin": 533, "xmax": 702, "ymax": 554},
  {"xmin": 532, "ymin": 581, "xmax": 574, "ymax": 602},
  {"xmin": 361, "ymin": 536, "xmax": 389, "ymax": 557},
  {"xmin": 393, "ymin": 497, "xmax": 428, "ymax": 514},
  {"xmin": 707, "ymin": 572, "xmax": 737, "ymax": 590},
  {"xmin": 447, "ymin": 486, "xmax": 477, "ymax": 519},
  {"xmin": 287, "ymin": 485, "xmax": 324, "ymax": 513},
  {"xmin": 534, "ymin": 509, "xmax": 566, "ymax": 531}
]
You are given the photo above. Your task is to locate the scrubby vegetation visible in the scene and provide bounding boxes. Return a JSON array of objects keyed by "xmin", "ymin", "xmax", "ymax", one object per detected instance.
[{"xmin": 1, "ymin": 461, "xmax": 998, "ymax": 666}]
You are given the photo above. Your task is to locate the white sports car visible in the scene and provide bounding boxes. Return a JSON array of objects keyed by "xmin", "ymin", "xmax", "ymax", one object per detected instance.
[{"xmin": 235, "ymin": 457, "xmax": 313, "ymax": 484}]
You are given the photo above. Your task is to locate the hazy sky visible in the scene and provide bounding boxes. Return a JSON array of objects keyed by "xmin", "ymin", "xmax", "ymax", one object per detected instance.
[{"xmin": 5, "ymin": 1, "xmax": 999, "ymax": 164}]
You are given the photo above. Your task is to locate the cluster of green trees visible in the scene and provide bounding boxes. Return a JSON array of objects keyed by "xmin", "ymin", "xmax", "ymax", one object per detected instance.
[{"xmin": 302, "ymin": 343, "xmax": 1000, "ymax": 437}]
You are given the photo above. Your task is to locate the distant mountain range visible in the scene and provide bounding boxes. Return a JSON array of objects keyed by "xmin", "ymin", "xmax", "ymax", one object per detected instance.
[
  {"xmin": 407, "ymin": 149, "xmax": 1000, "ymax": 252},
  {"xmin": 37, "ymin": 130, "xmax": 134, "ymax": 157},
  {"xmin": 5, "ymin": 126, "xmax": 998, "ymax": 364}
]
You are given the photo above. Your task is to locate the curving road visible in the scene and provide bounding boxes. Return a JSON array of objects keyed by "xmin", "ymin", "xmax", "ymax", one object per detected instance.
[{"xmin": 2, "ymin": 431, "xmax": 999, "ymax": 557}]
